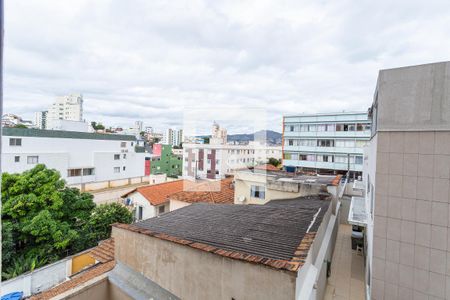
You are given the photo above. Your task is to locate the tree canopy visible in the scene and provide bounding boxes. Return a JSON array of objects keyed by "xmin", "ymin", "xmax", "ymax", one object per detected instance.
[{"xmin": 1, "ymin": 165, "xmax": 132, "ymax": 280}]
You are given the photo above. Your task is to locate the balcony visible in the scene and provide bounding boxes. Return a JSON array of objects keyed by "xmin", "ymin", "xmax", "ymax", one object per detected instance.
[
  {"xmin": 283, "ymin": 130, "xmax": 371, "ymax": 138},
  {"xmin": 283, "ymin": 145, "xmax": 365, "ymax": 154},
  {"xmin": 282, "ymin": 160, "xmax": 363, "ymax": 172}
]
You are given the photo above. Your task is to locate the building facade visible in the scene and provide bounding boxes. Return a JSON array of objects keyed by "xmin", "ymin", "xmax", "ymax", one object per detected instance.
[
  {"xmin": 2, "ymin": 127, "xmax": 147, "ymax": 185},
  {"xmin": 162, "ymin": 128, "xmax": 183, "ymax": 147},
  {"xmin": 34, "ymin": 111, "xmax": 48, "ymax": 129},
  {"xmin": 46, "ymin": 94, "xmax": 84, "ymax": 129},
  {"xmin": 283, "ymin": 112, "xmax": 371, "ymax": 176},
  {"xmin": 150, "ymin": 144, "xmax": 182, "ymax": 177},
  {"xmin": 356, "ymin": 61, "xmax": 450, "ymax": 300}
]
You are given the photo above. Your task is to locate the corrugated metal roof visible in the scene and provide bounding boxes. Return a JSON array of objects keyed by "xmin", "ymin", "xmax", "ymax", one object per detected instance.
[{"xmin": 133, "ymin": 198, "xmax": 330, "ymax": 261}]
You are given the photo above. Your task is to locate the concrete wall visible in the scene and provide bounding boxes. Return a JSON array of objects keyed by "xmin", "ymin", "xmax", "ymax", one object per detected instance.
[
  {"xmin": 112, "ymin": 227, "xmax": 297, "ymax": 300},
  {"xmin": 376, "ymin": 62, "xmax": 450, "ymax": 132},
  {"xmin": 169, "ymin": 199, "xmax": 191, "ymax": 212},
  {"xmin": 234, "ymin": 171, "xmax": 325, "ymax": 205},
  {"xmin": 69, "ymin": 176, "xmax": 149, "ymax": 192},
  {"xmin": 1, "ymin": 257, "xmax": 70, "ymax": 297},
  {"xmin": 62, "ymin": 278, "xmax": 132, "ymax": 300}
]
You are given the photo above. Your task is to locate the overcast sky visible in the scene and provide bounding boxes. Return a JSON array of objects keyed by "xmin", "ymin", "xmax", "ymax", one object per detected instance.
[{"xmin": 4, "ymin": 0, "xmax": 450, "ymax": 134}]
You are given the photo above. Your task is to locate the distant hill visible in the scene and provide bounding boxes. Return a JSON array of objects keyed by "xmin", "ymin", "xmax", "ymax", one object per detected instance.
[{"xmin": 227, "ymin": 130, "xmax": 282, "ymax": 145}]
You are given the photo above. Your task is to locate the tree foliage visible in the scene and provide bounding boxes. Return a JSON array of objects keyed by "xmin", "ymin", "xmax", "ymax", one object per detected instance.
[
  {"xmin": 267, "ymin": 157, "xmax": 281, "ymax": 167},
  {"xmin": 1, "ymin": 165, "xmax": 132, "ymax": 280}
]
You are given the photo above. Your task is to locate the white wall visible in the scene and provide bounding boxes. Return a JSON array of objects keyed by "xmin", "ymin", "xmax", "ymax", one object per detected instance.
[
  {"xmin": 126, "ymin": 192, "xmax": 156, "ymax": 220},
  {"xmin": 2, "ymin": 135, "xmax": 146, "ymax": 185}
]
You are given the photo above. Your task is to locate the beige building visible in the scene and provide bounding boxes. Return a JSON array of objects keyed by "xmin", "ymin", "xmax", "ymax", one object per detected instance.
[
  {"xmin": 234, "ymin": 167, "xmax": 340, "ymax": 205},
  {"xmin": 361, "ymin": 61, "xmax": 450, "ymax": 300}
]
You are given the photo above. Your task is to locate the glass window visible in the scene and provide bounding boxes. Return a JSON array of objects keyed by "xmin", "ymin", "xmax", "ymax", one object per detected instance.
[
  {"xmin": 355, "ymin": 156, "xmax": 363, "ymax": 164},
  {"xmin": 299, "ymin": 154, "xmax": 307, "ymax": 160},
  {"xmin": 317, "ymin": 124, "xmax": 327, "ymax": 132},
  {"xmin": 284, "ymin": 152, "xmax": 292, "ymax": 160},
  {"xmin": 308, "ymin": 125, "xmax": 317, "ymax": 132},
  {"xmin": 68, "ymin": 169, "xmax": 82, "ymax": 177},
  {"xmin": 123, "ymin": 154, "xmax": 127, "ymax": 159},
  {"xmin": 114, "ymin": 167, "xmax": 120, "ymax": 173},
  {"xmin": 307, "ymin": 154, "xmax": 316, "ymax": 161},
  {"xmin": 114, "ymin": 154, "xmax": 120, "ymax": 160},
  {"xmin": 336, "ymin": 124, "xmax": 344, "ymax": 131},
  {"xmin": 326, "ymin": 124, "xmax": 335, "ymax": 132},
  {"xmin": 9, "ymin": 138, "xmax": 22, "ymax": 146},
  {"xmin": 250, "ymin": 185, "xmax": 265, "ymax": 199},
  {"xmin": 123, "ymin": 166, "xmax": 126, "ymax": 171},
  {"xmin": 288, "ymin": 139, "xmax": 294, "ymax": 146},
  {"xmin": 14, "ymin": 156, "xmax": 20, "ymax": 162},
  {"xmin": 27, "ymin": 156, "xmax": 38, "ymax": 164},
  {"xmin": 120, "ymin": 142, "xmax": 126, "ymax": 147},
  {"xmin": 159, "ymin": 205, "xmax": 165, "ymax": 214},
  {"xmin": 83, "ymin": 168, "xmax": 95, "ymax": 176},
  {"xmin": 300, "ymin": 125, "xmax": 308, "ymax": 132}
]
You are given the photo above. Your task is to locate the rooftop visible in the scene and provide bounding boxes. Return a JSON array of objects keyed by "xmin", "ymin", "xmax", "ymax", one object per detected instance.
[
  {"xmin": 169, "ymin": 177, "xmax": 234, "ymax": 204},
  {"xmin": 114, "ymin": 196, "xmax": 330, "ymax": 272},
  {"xmin": 122, "ymin": 180, "xmax": 188, "ymax": 206},
  {"xmin": 2, "ymin": 127, "xmax": 136, "ymax": 141}
]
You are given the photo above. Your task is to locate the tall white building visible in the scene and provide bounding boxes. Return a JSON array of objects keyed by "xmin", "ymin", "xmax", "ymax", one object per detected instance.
[
  {"xmin": 34, "ymin": 111, "xmax": 48, "ymax": 129},
  {"xmin": 162, "ymin": 128, "xmax": 183, "ymax": 147},
  {"xmin": 2, "ymin": 127, "xmax": 147, "ymax": 185},
  {"xmin": 46, "ymin": 94, "xmax": 84, "ymax": 129},
  {"xmin": 210, "ymin": 121, "xmax": 227, "ymax": 145},
  {"xmin": 283, "ymin": 112, "xmax": 371, "ymax": 176}
]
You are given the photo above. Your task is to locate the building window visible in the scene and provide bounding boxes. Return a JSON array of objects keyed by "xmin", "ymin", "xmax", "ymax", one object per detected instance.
[
  {"xmin": 14, "ymin": 156, "xmax": 20, "ymax": 162},
  {"xmin": 68, "ymin": 169, "xmax": 82, "ymax": 177},
  {"xmin": 120, "ymin": 142, "xmax": 126, "ymax": 147},
  {"xmin": 317, "ymin": 139, "xmax": 334, "ymax": 147},
  {"xmin": 158, "ymin": 206, "xmax": 165, "ymax": 214},
  {"xmin": 123, "ymin": 166, "xmax": 126, "ymax": 171},
  {"xmin": 83, "ymin": 168, "xmax": 95, "ymax": 176},
  {"xmin": 9, "ymin": 138, "xmax": 22, "ymax": 146},
  {"xmin": 27, "ymin": 156, "xmax": 39, "ymax": 164},
  {"xmin": 288, "ymin": 139, "xmax": 294, "ymax": 146},
  {"xmin": 114, "ymin": 167, "xmax": 120, "ymax": 173},
  {"xmin": 123, "ymin": 154, "xmax": 127, "ymax": 159},
  {"xmin": 137, "ymin": 206, "xmax": 143, "ymax": 220},
  {"xmin": 131, "ymin": 142, "xmax": 134, "ymax": 146},
  {"xmin": 114, "ymin": 154, "xmax": 120, "ymax": 160},
  {"xmin": 250, "ymin": 185, "xmax": 265, "ymax": 199},
  {"xmin": 355, "ymin": 156, "xmax": 363, "ymax": 164}
]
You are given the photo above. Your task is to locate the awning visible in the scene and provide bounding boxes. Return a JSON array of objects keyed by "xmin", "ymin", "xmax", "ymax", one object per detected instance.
[{"xmin": 348, "ymin": 196, "xmax": 368, "ymax": 227}]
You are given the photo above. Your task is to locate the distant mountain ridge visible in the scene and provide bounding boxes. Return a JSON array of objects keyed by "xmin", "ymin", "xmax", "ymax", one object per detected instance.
[{"xmin": 227, "ymin": 130, "xmax": 282, "ymax": 145}]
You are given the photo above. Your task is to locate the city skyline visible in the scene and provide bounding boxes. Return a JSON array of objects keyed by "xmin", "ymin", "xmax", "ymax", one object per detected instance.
[{"xmin": 4, "ymin": 0, "xmax": 450, "ymax": 132}]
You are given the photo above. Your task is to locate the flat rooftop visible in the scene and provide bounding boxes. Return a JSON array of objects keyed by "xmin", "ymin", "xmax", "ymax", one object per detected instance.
[{"xmin": 115, "ymin": 196, "xmax": 330, "ymax": 272}]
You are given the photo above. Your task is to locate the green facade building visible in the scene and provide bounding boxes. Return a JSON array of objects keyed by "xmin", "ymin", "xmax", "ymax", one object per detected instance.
[{"xmin": 150, "ymin": 144, "xmax": 182, "ymax": 177}]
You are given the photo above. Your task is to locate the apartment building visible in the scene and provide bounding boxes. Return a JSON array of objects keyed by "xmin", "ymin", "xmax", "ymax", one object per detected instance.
[
  {"xmin": 355, "ymin": 61, "xmax": 450, "ymax": 300},
  {"xmin": 150, "ymin": 144, "xmax": 182, "ymax": 177},
  {"xmin": 162, "ymin": 128, "xmax": 183, "ymax": 147},
  {"xmin": 283, "ymin": 112, "xmax": 371, "ymax": 176},
  {"xmin": 2, "ymin": 127, "xmax": 147, "ymax": 185},
  {"xmin": 34, "ymin": 110, "xmax": 48, "ymax": 129},
  {"xmin": 46, "ymin": 94, "xmax": 83, "ymax": 129}
]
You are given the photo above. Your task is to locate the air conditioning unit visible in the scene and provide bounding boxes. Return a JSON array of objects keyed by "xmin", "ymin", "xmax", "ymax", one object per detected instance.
[{"xmin": 237, "ymin": 195, "xmax": 246, "ymax": 202}]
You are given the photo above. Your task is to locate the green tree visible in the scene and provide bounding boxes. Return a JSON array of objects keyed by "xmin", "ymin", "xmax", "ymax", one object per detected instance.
[
  {"xmin": 267, "ymin": 157, "xmax": 281, "ymax": 167},
  {"xmin": 84, "ymin": 203, "xmax": 132, "ymax": 244},
  {"xmin": 1, "ymin": 165, "xmax": 132, "ymax": 280}
]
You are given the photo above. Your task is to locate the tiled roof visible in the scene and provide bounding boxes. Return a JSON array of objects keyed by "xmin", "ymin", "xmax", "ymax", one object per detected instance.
[
  {"xmin": 254, "ymin": 164, "xmax": 281, "ymax": 171},
  {"xmin": 114, "ymin": 197, "xmax": 330, "ymax": 273},
  {"xmin": 122, "ymin": 180, "xmax": 188, "ymax": 206},
  {"xmin": 29, "ymin": 239, "xmax": 116, "ymax": 300},
  {"xmin": 90, "ymin": 238, "xmax": 114, "ymax": 263},
  {"xmin": 169, "ymin": 177, "xmax": 234, "ymax": 204}
]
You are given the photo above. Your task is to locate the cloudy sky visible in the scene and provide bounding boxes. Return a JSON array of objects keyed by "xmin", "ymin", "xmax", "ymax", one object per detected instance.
[{"xmin": 4, "ymin": 0, "xmax": 450, "ymax": 134}]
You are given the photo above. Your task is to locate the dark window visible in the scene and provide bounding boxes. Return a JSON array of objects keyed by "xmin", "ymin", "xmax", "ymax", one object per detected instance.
[
  {"xmin": 250, "ymin": 185, "xmax": 265, "ymax": 199},
  {"xmin": 120, "ymin": 142, "xmax": 126, "ymax": 147},
  {"xmin": 159, "ymin": 206, "xmax": 165, "ymax": 214},
  {"xmin": 123, "ymin": 166, "xmax": 126, "ymax": 171},
  {"xmin": 83, "ymin": 168, "xmax": 95, "ymax": 176},
  {"xmin": 14, "ymin": 156, "xmax": 20, "ymax": 162},
  {"xmin": 138, "ymin": 206, "xmax": 143, "ymax": 220},
  {"xmin": 114, "ymin": 154, "xmax": 120, "ymax": 160},
  {"xmin": 68, "ymin": 169, "xmax": 82, "ymax": 177},
  {"xmin": 9, "ymin": 138, "xmax": 22, "ymax": 146}
]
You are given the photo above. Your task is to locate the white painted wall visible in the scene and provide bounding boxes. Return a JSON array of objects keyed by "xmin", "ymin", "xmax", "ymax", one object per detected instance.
[
  {"xmin": 126, "ymin": 192, "xmax": 156, "ymax": 221},
  {"xmin": 2, "ymin": 135, "xmax": 146, "ymax": 185}
]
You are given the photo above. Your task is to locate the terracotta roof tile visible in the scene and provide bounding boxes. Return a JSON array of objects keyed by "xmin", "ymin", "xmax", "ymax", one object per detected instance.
[
  {"xmin": 169, "ymin": 177, "xmax": 234, "ymax": 204},
  {"xmin": 90, "ymin": 238, "xmax": 114, "ymax": 263},
  {"xmin": 122, "ymin": 180, "xmax": 188, "ymax": 206},
  {"xmin": 254, "ymin": 164, "xmax": 281, "ymax": 171}
]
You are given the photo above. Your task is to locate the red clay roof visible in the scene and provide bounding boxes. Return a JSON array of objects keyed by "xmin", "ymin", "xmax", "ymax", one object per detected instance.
[
  {"xmin": 169, "ymin": 177, "xmax": 234, "ymax": 204},
  {"xmin": 123, "ymin": 180, "xmax": 188, "ymax": 206},
  {"xmin": 254, "ymin": 164, "xmax": 281, "ymax": 171},
  {"xmin": 90, "ymin": 238, "xmax": 115, "ymax": 263}
]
